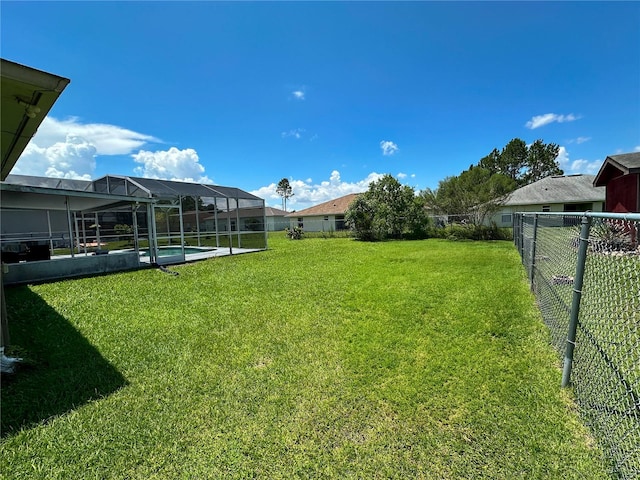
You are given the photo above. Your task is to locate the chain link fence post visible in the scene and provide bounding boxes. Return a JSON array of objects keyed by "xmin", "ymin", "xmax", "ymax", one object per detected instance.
[
  {"xmin": 529, "ymin": 214, "xmax": 539, "ymax": 290},
  {"xmin": 513, "ymin": 211, "xmax": 640, "ymax": 477},
  {"xmin": 561, "ymin": 214, "xmax": 592, "ymax": 388}
]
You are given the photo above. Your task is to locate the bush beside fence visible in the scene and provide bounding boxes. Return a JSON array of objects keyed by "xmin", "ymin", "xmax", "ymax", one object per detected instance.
[{"xmin": 514, "ymin": 211, "xmax": 640, "ymax": 479}]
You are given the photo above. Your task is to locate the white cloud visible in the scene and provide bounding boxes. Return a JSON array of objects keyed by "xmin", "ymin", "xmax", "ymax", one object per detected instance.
[
  {"xmin": 568, "ymin": 159, "xmax": 601, "ymax": 174},
  {"xmin": 397, "ymin": 172, "xmax": 407, "ymax": 179},
  {"xmin": 13, "ymin": 134, "xmax": 96, "ymax": 180},
  {"xmin": 281, "ymin": 128, "xmax": 305, "ymax": 139},
  {"xmin": 525, "ymin": 113, "xmax": 580, "ymax": 129},
  {"xmin": 635, "ymin": 146, "xmax": 640, "ymax": 152},
  {"xmin": 32, "ymin": 116, "xmax": 158, "ymax": 155},
  {"xmin": 13, "ymin": 116, "xmax": 213, "ymax": 184},
  {"xmin": 556, "ymin": 146, "xmax": 601, "ymax": 175},
  {"xmin": 132, "ymin": 147, "xmax": 212, "ymax": 183},
  {"xmin": 250, "ymin": 170, "xmax": 385, "ymax": 211},
  {"xmin": 11, "ymin": 116, "xmax": 159, "ymax": 179},
  {"xmin": 566, "ymin": 136, "xmax": 591, "ymax": 145},
  {"xmin": 292, "ymin": 90, "xmax": 305, "ymax": 100},
  {"xmin": 556, "ymin": 146, "xmax": 570, "ymax": 166},
  {"xmin": 380, "ymin": 140, "xmax": 399, "ymax": 156}
]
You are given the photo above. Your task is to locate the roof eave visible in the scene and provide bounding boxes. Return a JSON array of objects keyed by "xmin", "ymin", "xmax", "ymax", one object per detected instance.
[
  {"xmin": 1, "ymin": 59, "xmax": 70, "ymax": 180},
  {"xmin": 593, "ymin": 157, "xmax": 628, "ymax": 187}
]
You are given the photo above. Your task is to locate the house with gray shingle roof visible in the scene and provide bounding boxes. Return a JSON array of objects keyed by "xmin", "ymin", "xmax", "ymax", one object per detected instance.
[
  {"xmin": 593, "ymin": 152, "xmax": 640, "ymax": 213},
  {"xmin": 285, "ymin": 193, "xmax": 358, "ymax": 232},
  {"xmin": 491, "ymin": 174, "xmax": 605, "ymax": 227}
]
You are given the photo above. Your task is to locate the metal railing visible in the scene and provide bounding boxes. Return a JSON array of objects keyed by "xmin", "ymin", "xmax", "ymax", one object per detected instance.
[{"xmin": 514, "ymin": 212, "xmax": 640, "ymax": 479}]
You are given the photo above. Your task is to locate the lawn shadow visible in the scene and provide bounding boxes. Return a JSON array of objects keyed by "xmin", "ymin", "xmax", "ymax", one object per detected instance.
[{"xmin": 1, "ymin": 286, "xmax": 127, "ymax": 437}]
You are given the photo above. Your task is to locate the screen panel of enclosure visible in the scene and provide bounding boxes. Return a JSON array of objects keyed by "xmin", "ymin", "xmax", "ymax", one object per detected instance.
[{"xmin": 152, "ymin": 203, "xmax": 184, "ymax": 265}]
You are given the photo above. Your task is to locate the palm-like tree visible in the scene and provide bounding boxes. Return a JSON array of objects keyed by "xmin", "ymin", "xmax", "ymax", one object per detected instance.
[{"xmin": 276, "ymin": 178, "xmax": 294, "ymax": 211}]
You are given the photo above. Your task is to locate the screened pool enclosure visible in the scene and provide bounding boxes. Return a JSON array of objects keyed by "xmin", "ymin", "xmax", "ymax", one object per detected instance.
[{"xmin": 0, "ymin": 174, "xmax": 267, "ymax": 284}]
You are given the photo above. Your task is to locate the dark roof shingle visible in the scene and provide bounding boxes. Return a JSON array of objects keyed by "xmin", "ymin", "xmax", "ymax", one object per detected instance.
[
  {"xmin": 594, "ymin": 152, "xmax": 640, "ymax": 186},
  {"xmin": 608, "ymin": 152, "xmax": 640, "ymax": 171},
  {"xmin": 501, "ymin": 174, "xmax": 604, "ymax": 206}
]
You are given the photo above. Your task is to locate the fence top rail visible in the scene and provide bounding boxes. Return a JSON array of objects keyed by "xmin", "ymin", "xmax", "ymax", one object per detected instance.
[{"xmin": 516, "ymin": 211, "xmax": 640, "ymax": 221}]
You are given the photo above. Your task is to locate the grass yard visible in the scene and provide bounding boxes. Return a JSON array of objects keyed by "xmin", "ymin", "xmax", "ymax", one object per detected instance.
[{"xmin": 1, "ymin": 235, "xmax": 610, "ymax": 479}]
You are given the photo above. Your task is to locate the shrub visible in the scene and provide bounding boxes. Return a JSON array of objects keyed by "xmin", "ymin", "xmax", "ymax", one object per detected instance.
[
  {"xmin": 430, "ymin": 223, "xmax": 511, "ymax": 241},
  {"xmin": 114, "ymin": 224, "xmax": 133, "ymax": 235},
  {"xmin": 589, "ymin": 221, "xmax": 634, "ymax": 252},
  {"xmin": 285, "ymin": 226, "xmax": 304, "ymax": 240},
  {"xmin": 114, "ymin": 224, "xmax": 133, "ymax": 242},
  {"xmin": 345, "ymin": 195, "xmax": 377, "ymax": 241},
  {"xmin": 345, "ymin": 175, "xmax": 430, "ymax": 241}
]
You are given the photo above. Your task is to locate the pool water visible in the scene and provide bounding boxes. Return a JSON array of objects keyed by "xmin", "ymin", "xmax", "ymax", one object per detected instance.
[{"xmin": 139, "ymin": 246, "xmax": 216, "ymax": 256}]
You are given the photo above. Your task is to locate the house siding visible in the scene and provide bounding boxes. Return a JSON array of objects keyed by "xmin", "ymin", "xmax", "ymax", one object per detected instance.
[
  {"xmin": 492, "ymin": 201, "xmax": 604, "ymax": 227},
  {"xmin": 285, "ymin": 194, "xmax": 357, "ymax": 232},
  {"xmin": 606, "ymin": 174, "xmax": 639, "ymax": 213},
  {"xmin": 266, "ymin": 216, "xmax": 288, "ymax": 231},
  {"xmin": 288, "ymin": 214, "xmax": 345, "ymax": 232}
]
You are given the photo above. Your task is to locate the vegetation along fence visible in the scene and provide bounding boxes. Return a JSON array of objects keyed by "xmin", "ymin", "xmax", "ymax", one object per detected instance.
[{"xmin": 514, "ymin": 211, "xmax": 640, "ymax": 479}]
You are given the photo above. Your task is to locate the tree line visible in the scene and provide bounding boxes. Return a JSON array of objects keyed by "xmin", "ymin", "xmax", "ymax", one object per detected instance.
[
  {"xmin": 278, "ymin": 138, "xmax": 562, "ymax": 241},
  {"xmin": 421, "ymin": 138, "xmax": 562, "ymax": 227}
]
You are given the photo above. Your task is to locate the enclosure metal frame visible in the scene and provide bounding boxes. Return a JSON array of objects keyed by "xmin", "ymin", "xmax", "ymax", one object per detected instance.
[{"xmin": 1, "ymin": 174, "xmax": 267, "ymax": 274}]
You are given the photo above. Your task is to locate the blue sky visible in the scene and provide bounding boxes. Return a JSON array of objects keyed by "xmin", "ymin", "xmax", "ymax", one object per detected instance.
[{"xmin": 2, "ymin": 2, "xmax": 639, "ymax": 210}]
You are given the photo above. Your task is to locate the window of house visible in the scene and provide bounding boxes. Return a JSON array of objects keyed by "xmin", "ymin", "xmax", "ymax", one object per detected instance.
[
  {"xmin": 564, "ymin": 203, "xmax": 592, "ymax": 212},
  {"xmin": 297, "ymin": 217, "xmax": 303, "ymax": 228},
  {"xmin": 542, "ymin": 205, "xmax": 551, "ymax": 212},
  {"xmin": 501, "ymin": 214, "xmax": 512, "ymax": 224},
  {"xmin": 324, "ymin": 216, "xmax": 329, "ymax": 221}
]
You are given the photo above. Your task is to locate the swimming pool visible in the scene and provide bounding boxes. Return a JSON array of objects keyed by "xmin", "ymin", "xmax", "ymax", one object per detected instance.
[{"xmin": 138, "ymin": 246, "xmax": 216, "ymax": 256}]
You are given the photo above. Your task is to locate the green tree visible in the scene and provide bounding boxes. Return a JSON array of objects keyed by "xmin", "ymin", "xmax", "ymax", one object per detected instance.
[
  {"xmin": 479, "ymin": 148, "xmax": 502, "ymax": 175},
  {"xmin": 406, "ymin": 194, "xmax": 432, "ymax": 238},
  {"xmin": 521, "ymin": 139, "xmax": 562, "ymax": 185},
  {"xmin": 475, "ymin": 170, "xmax": 518, "ymax": 224},
  {"xmin": 276, "ymin": 178, "xmax": 294, "ymax": 212},
  {"xmin": 180, "ymin": 195, "xmax": 204, "ymax": 212},
  {"xmin": 345, "ymin": 174, "xmax": 429, "ymax": 241},
  {"xmin": 344, "ymin": 195, "xmax": 375, "ymax": 241},
  {"xmin": 500, "ymin": 138, "xmax": 528, "ymax": 182},
  {"xmin": 479, "ymin": 138, "xmax": 563, "ymax": 186},
  {"xmin": 426, "ymin": 138, "xmax": 561, "ymax": 228},
  {"xmin": 425, "ymin": 175, "xmax": 465, "ymax": 216},
  {"xmin": 426, "ymin": 166, "xmax": 515, "ymax": 225}
]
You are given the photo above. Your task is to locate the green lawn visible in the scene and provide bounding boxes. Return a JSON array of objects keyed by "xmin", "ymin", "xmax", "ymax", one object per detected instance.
[{"xmin": 1, "ymin": 235, "xmax": 610, "ymax": 479}]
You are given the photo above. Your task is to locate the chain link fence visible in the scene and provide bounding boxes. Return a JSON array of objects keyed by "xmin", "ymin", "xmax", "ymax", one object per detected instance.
[{"xmin": 514, "ymin": 212, "xmax": 640, "ymax": 479}]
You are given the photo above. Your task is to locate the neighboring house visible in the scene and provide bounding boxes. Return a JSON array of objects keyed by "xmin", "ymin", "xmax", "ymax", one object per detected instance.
[
  {"xmin": 593, "ymin": 152, "xmax": 640, "ymax": 213},
  {"xmin": 286, "ymin": 193, "xmax": 358, "ymax": 232},
  {"xmin": 491, "ymin": 174, "xmax": 605, "ymax": 227},
  {"xmin": 196, "ymin": 206, "xmax": 285, "ymax": 232},
  {"xmin": 265, "ymin": 206, "xmax": 289, "ymax": 231}
]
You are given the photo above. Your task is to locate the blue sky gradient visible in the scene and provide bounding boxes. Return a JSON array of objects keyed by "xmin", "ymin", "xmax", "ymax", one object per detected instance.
[{"xmin": 2, "ymin": 2, "xmax": 639, "ymax": 210}]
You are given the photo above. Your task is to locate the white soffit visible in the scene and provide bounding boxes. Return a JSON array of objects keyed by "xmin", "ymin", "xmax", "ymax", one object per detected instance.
[{"xmin": 1, "ymin": 58, "xmax": 70, "ymax": 180}]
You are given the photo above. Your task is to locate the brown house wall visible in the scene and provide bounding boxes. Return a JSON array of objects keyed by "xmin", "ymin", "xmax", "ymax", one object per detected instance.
[{"xmin": 606, "ymin": 174, "xmax": 639, "ymax": 213}]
